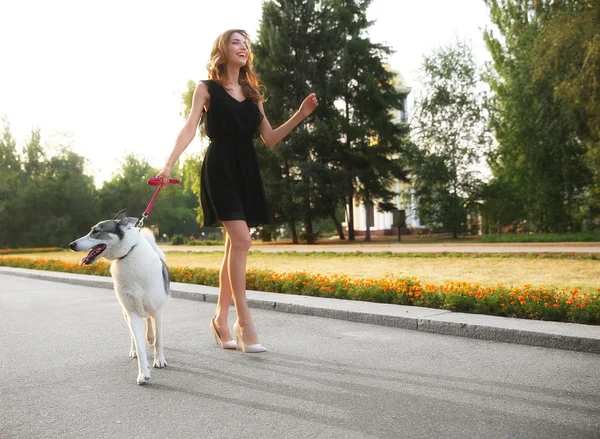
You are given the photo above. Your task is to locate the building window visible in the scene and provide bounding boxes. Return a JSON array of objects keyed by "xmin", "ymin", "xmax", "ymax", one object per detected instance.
[{"xmin": 398, "ymin": 97, "xmax": 407, "ymax": 123}]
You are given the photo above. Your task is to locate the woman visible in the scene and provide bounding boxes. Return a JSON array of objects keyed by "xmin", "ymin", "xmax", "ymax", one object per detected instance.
[{"xmin": 157, "ymin": 29, "xmax": 318, "ymax": 353}]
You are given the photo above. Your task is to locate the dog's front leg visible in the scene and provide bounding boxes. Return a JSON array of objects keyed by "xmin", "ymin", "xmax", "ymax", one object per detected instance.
[
  {"xmin": 127, "ymin": 312, "xmax": 151, "ymax": 385},
  {"xmin": 152, "ymin": 309, "xmax": 167, "ymax": 368}
]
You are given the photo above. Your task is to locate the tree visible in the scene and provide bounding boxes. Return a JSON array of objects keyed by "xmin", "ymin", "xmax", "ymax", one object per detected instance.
[
  {"xmin": 328, "ymin": 0, "xmax": 410, "ymax": 241},
  {"xmin": 0, "ymin": 123, "xmax": 99, "ymax": 248},
  {"xmin": 254, "ymin": 0, "xmax": 409, "ymax": 242},
  {"xmin": 411, "ymin": 41, "xmax": 488, "ymax": 238},
  {"xmin": 181, "ymin": 153, "xmax": 204, "ymax": 228},
  {"xmin": 530, "ymin": 1, "xmax": 600, "ymax": 217},
  {"xmin": 98, "ymin": 154, "xmax": 199, "ymax": 238},
  {"xmin": 19, "ymin": 144, "xmax": 99, "ymax": 247},
  {"xmin": 483, "ymin": 0, "xmax": 593, "ymax": 232},
  {"xmin": 254, "ymin": 0, "xmax": 346, "ymax": 243},
  {"xmin": 0, "ymin": 119, "xmax": 23, "ymax": 247}
]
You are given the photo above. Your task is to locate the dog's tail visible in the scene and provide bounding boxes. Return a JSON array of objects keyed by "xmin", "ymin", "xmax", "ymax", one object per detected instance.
[{"xmin": 141, "ymin": 228, "xmax": 166, "ymax": 262}]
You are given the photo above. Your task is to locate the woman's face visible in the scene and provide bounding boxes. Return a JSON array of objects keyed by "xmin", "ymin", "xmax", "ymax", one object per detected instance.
[{"xmin": 226, "ymin": 32, "xmax": 249, "ymax": 68}]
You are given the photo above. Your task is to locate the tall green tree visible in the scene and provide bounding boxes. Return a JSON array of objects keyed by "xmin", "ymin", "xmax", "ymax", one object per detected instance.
[
  {"xmin": 530, "ymin": 1, "xmax": 600, "ymax": 220},
  {"xmin": 254, "ymin": 0, "xmax": 409, "ymax": 242},
  {"xmin": 328, "ymin": 0, "xmax": 410, "ymax": 241},
  {"xmin": 483, "ymin": 0, "xmax": 592, "ymax": 232},
  {"xmin": 411, "ymin": 41, "xmax": 488, "ymax": 238},
  {"xmin": 254, "ymin": 0, "xmax": 345, "ymax": 243}
]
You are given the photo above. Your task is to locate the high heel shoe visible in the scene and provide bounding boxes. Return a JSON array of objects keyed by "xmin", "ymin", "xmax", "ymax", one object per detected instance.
[
  {"xmin": 210, "ymin": 317, "xmax": 237, "ymax": 350},
  {"xmin": 233, "ymin": 322, "xmax": 267, "ymax": 353}
]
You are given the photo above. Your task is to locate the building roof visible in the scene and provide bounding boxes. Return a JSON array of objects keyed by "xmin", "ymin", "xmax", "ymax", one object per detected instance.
[{"xmin": 388, "ymin": 67, "xmax": 411, "ymax": 94}]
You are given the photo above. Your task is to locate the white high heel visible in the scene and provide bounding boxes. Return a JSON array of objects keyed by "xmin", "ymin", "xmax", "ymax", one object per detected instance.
[
  {"xmin": 210, "ymin": 317, "xmax": 237, "ymax": 350},
  {"xmin": 233, "ymin": 322, "xmax": 267, "ymax": 353}
]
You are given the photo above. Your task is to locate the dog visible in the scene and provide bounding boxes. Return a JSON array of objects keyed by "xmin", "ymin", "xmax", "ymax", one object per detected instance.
[{"xmin": 69, "ymin": 209, "xmax": 169, "ymax": 385}]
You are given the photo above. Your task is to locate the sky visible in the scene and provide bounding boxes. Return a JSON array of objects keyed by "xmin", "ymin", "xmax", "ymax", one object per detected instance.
[{"xmin": 0, "ymin": 0, "xmax": 493, "ymax": 186}]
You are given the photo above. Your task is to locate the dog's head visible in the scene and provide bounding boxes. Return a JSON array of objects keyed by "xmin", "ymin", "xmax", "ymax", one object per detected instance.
[{"xmin": 69, "ymin": 209, "xmax": 139, "ymax": 265}]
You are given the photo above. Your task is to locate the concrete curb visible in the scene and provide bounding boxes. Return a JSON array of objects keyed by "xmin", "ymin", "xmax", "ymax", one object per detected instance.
[{"xmin": 2, "ymin": 266, "xmax": 600, "ymax": 354}]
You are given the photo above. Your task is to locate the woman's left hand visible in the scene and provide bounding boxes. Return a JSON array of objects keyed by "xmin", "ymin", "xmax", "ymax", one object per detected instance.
[{"xmin": 299, "ymin": 93, "xmax": 319, "ymax": 118}]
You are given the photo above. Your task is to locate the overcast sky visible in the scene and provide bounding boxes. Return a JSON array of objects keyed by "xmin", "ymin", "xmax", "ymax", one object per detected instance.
[{"xmin": 0, "ymin": 0, "xmax": 493, "ymax": 185}]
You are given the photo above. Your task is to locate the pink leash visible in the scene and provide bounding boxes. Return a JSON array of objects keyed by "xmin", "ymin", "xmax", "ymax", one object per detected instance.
[{"xmin": 135, "ymin": 178, "xmax": 180, "ymax": 228}]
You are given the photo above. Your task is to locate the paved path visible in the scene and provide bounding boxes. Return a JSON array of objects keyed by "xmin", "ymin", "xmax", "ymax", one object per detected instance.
[
  {"xmin": 2, "ymin": 275, "xmax": 599, "ymax": 438},
  {"xmin": 161, "ymin": 242, "xmax": 600, "ymax": 254}
]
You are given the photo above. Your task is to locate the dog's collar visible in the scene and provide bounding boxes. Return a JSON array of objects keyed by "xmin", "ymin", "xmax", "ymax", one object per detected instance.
[{"xmin": 118, "ymin": 244, "xmax": 137, "ymax": 261}]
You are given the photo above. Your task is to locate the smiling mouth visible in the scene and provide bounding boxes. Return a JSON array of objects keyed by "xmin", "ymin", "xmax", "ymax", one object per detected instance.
[{"xmin": 79, "ymin": 244, "xmax": 107, "ymax": 266}]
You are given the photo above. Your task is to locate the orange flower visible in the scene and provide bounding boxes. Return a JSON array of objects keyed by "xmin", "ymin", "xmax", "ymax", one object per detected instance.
[{"xmin": 553, "ymin": 304, "xmax": 559, "ymax": 309}]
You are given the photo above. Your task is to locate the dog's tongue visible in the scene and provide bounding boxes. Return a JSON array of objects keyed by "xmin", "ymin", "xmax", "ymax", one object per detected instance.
[
  {"xmin": 79, "ymin": 254, "xmax": 91, "ymax": 266},
  {"xmin": 79, "ymin": 251, "xmax": 94, "ymax": 266},
  {"xmin": 79, "ymin": 244, "xmax": 105, "ymax": 266}
]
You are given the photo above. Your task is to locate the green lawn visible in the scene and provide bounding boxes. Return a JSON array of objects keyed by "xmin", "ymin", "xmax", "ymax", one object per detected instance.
[{"xmin": 7, "ymin": 249, "xmax": 599, "ymax": 295}]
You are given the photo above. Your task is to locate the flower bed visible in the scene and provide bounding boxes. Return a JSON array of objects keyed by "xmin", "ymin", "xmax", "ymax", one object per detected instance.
[{"xmin": 1, "ymin": 256, "xmax": 598, "ymax": 325}]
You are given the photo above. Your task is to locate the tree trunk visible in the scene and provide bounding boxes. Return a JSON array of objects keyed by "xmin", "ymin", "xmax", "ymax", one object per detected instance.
[
  {"xmin": 347, "ymin": 191, "xmax": 356, "ymax": 241},
  {"xmin": 290, "ymin": 219, "xmax": 298, "ymax": 244},
  {"xmin": 331, "ymin": 214, "xmax": 345, "ymax": 240},
  {"xmin": 304, "ymin": 214, "xmax": 315, "ymax": 244},
  {"xmin": 344, "ymin": 95, "xmax": 355, "ymax": 242},
  {"xmin": 365, "ymin": 200, "xmax": 371, "ymax": 242}
]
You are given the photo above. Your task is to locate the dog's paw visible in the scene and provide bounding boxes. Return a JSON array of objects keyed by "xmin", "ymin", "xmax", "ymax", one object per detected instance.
[
  {"xmin": 153, "ymin": 357, "xmax": 167, "ymax": 368},
  {"xmin": 137, "ymin": 370, "xmax": 151, "ymax": 385},
  {"xmin": 129, "ymin": 349, "xmax": 137, "ymax": 359}
]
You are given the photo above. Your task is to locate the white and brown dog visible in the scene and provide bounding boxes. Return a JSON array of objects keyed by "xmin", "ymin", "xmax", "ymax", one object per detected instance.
[{"xmin": 69, "ymin": 209, "xmax": 169, "ymax": 385}]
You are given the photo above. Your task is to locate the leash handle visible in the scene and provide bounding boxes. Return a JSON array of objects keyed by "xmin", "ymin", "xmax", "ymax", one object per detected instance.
[
  {"xmin": 147, "ymin": 177, "xmax": 180, "ymax": 187},
  {"xmin": 136, "ymin": 178, "xmax": 181, "ymax": 228}
]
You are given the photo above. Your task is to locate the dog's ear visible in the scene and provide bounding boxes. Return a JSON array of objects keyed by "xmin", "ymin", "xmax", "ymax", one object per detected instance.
[
  {"xmin": 117, "ymin": 217, "xmax": 139, "ymax": 228},
  {"xmin": 113, "ymin": 209, "xmax": 128, "ymax": 220}
]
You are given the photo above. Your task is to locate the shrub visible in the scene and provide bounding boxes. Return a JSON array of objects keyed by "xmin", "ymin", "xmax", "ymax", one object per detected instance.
[{"xmin": 171, "ymin": 234, "xmax": 187, "ymax": 245}]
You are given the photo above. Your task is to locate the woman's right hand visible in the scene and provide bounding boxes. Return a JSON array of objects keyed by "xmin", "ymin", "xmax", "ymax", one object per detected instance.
[
  {"xmin": 299, "ymin": 93, "xmax": 318, "ymax": 118},
  {"xmin": 156, "ymin": 165, "xmax": 172, "ymax": 187}
]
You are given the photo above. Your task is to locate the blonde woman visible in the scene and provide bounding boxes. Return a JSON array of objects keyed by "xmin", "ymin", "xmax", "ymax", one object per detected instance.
[{"xmin": 157, "ymin": 29, "xmax": 318, "ymax": 353}]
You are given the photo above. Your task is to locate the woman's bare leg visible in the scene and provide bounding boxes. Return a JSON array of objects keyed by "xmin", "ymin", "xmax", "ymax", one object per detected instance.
[
  {"xmin": 221, "ymin": 220, "xmax": 259, "ymax": 345},
  {"xmin": 213, "ymin": 232, "xmax": 233, "ymax": 342}
]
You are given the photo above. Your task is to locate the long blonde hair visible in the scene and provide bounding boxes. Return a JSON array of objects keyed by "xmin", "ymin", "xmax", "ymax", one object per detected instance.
[{"xmin": 206, "ymin": 29, "xmax": 264, "ymax": 103}]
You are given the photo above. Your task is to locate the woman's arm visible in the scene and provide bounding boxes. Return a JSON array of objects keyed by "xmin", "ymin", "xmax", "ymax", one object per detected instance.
[
  {"xmin": 257, "ymin": 93, "xmax": 318, "ymax": 148},
  {"xmin": 156, "ymin": 82, "xmax": 209, "ymax": 184}
]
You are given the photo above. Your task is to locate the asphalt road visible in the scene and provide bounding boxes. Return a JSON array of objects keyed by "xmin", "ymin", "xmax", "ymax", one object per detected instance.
[{"xmin": 1, "ymin": 274, "xmax": 599, "ymax": 439}]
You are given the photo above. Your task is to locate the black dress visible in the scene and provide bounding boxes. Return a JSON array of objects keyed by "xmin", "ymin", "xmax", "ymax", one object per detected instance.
[{"xmin": 200, "ymin": 80, "xmax": 271, "ymax": 227}]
